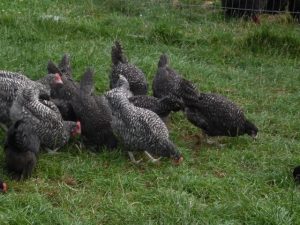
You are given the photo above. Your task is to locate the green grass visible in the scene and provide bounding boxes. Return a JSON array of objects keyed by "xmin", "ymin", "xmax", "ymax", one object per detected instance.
[{"xmin": 1, "ymin": 0, "xmax": 300, "ymax": 224}]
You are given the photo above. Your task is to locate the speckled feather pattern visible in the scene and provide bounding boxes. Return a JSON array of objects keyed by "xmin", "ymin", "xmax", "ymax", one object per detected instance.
[
  {"xmin": 110, "ymin": 41, "xmax": 148, "ymax": 95},
  {"xmin": 10, "ymin": 88, "xmax": 76, "ymax": 149},
  {"xmin": 152, "ymin": 55, "xmax": 200, "ymax": 106},
  {"xmin": 105, "ymin": 82, "xmax": 181, "ymax": 159},
  {"xmin": 152, "ymin": 54, "xmax": 183, "ymax": 99},
  {"xmin": 185, "ymin": 93, "xmax": 251, "ymax": 136},
  {"xmin": 0, "ymin": 75, "xmax": 34, "ymax": 125},
  {"xmin": 0, "ymin": 71, "xmax": 58, "ymax": 125},
  {"xmin": 0, "ymin": 70, "xmax": 29, "ymax": 81}
]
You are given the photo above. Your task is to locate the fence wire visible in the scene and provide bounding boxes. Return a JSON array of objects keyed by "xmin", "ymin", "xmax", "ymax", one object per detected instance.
[{"xmin": 101, "ymin": 0, "xmax": 300, "ymax": 22}]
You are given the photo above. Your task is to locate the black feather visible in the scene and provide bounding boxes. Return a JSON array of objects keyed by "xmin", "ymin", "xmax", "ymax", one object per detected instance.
[
  {"xmin": 56, "ymin": 70, "xmax": 118, "ymax": 150},
  {"xmin": 58, "ymin": 54, "xmax": 72, "ymax": 77},
  {"xmin": 80, "ymin": 68, "xmax": 94, "ymax": 95},
  {"xmin": 185, "ymin": 93, "xmax": 258, "ymax": 137},
  {"xmin": 129, "ymin": 94, "xmax": 184, "ymax": 119},
  {"xmin": 153, "ymin": 54, "xmax": 199, "ymax": 103},
  {"xmin": 111, "ymin": 41, "xmax": 127, "ymax": 65},
  {"xmin": 110, "ymin": 41, "xmax": 148, "ymax": 95},
  {"xmin": 47, "ymin": 60, "xmax": 62, "ymax": 75},
  {"xmin": 158, "ymin": 53, "xmax": 168, "ymax": 68},
  {"xmin": 4, "ymin": 120, "xmax": 40, "ymax": 180}
]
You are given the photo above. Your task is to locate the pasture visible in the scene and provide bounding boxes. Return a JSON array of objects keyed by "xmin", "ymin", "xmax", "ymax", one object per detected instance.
[{"xmin": 0, "ymin": 0, "xmax": 300, "ymax": 224}]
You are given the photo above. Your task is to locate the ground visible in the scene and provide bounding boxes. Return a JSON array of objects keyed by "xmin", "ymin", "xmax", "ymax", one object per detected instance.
[{"xmin": 0, "ymin": 0, "xmax": 300, "ymax": 224}]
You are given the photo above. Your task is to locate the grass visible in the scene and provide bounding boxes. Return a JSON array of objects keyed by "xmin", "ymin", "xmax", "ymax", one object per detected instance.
[{"xmin": 0, "ymin": 0, "xmax": 300, "ymax": 224}]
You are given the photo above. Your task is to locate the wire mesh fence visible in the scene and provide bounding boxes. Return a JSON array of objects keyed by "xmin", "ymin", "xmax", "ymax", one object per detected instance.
[{"xmin": 101, "ymin": 0, "xmax": 300, "ymax": 23}]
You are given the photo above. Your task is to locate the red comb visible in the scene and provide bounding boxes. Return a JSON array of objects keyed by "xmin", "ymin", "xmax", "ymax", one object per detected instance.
[
  {"xmin": 76, "ymin": 121, "xmax": 81, "ymax": 134},
  {"xmin": 54, "ymin": 73, "xmax": 63, "ymax": 84},
  {"xmin": 1, "ymin": 182, "xmax": 7, "ymax": 193}
]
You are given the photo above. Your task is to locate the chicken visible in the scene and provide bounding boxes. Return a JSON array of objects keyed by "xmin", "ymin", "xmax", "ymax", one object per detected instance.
[
  {"xmin": 152, "ymin": 54, "xmax": 181, "ymax": 99},
  {"xmin": 179, "ymin": 80, "xmax": 258, "ymax": 138},
  {"xmin": 48, "ymin": 63, "xmax": 117, "ymax": 149},
  {"xmin": 71, "ymin": 69, "xmax": 118, "ymax": 150},
  {"xmin": 4, "ymin": 120, "xmax": 40, "ymax": 180},
  {"xmin": 105, "ymin": 75, "xmax": 183, "ymax": 164},
  {"xmin": 0, "ymin": 70, "xmax": 63, "ymax": 97},
  {"xmin": 0, "ymin": 180, "xmax": 7, "ymax": 193},
  {"xmin": 10, "ymin": 87, "xmax": 81, "ymax": 150},
  {"xmin": 110, "ymin": 41, "xmax": 148, "ymax": 95},
  {"xmin": 0, "ymin": 70, "xmax": 63, "ymax": 127},
  {"xmin": 152, "ymin": 54, "xmax": 200, "ymax": 103},
  {"xmin": 47, "ymin": 55, "xmax": 77, "ymax": 121}
]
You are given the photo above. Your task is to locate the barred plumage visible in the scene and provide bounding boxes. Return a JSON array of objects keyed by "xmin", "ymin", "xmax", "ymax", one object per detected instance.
[
  {"xmin": 152, "ymin": 54, "xmax": 200, "ymax": 103},
  {"xmin": 10, "ymin": 87, "xmax": 80, "ymax": 150},
  {"xmin": 153, "ymin": 57, "xmax": 258, "ymax": 138},
  {"xmin": 110, "ymin": 41, "xmax": 148, "ymax": 95},
  {"xmin": 152, "ymin": 54, "xmax": 181, "ymax": 99},
  {"xmin": 182, "ymin": 90, "xmax": 258, "ymax": 138},
  {"xmin": 105, "ymin": 75, "xmax": 183, "ymax": 163},
  {"xmin": 0, "ymin": 70, "xmax": 62, "ymax": 126}
]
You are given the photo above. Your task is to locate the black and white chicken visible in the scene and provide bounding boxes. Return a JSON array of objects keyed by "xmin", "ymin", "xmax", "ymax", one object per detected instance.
[
  {"xmin": 10, "ymin": 87, "xmax": 81, "ymax": 151},
  {"xmin": 0, "ymin": 70, "xmax": 62, "ymax": 127},
  {"xmin": 110, "ymin": 41, "xmax": 148, "ymax": 95},
  {"xmin": 105, "ymin": 75, "xmax": 183, "ymax": 164}
]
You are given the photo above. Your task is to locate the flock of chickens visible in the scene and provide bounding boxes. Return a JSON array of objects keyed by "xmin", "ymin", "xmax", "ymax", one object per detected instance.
[{"xmin": 0, "ymin": 41, "xmax": 260, "ymax": 193}]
